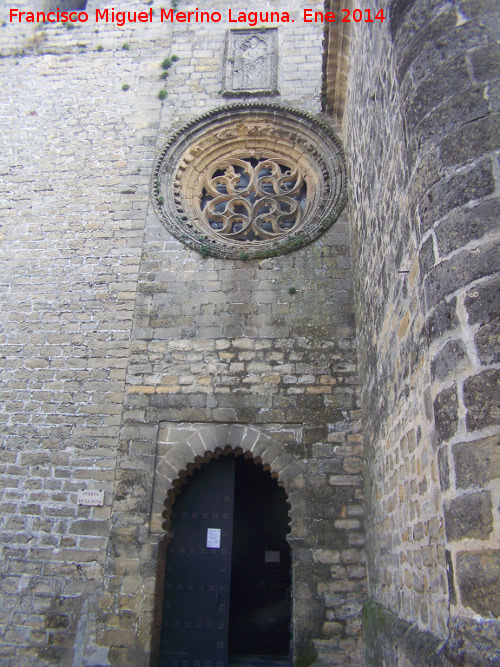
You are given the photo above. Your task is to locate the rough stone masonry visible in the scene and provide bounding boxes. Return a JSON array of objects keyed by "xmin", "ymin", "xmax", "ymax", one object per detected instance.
[
  {"xmin": 0, "ymin": 0, "xmax": 498, "ymax": 665},
  {"xmin": 343, "ymin": 0, "xmax": 500, "ymax": 663}
]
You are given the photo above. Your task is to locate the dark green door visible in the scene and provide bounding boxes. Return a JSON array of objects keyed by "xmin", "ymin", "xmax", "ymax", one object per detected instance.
[
  {"xmin": 158, "ymin": 455, "xmax": 291, "ymax": 665},
  {"xmin": 159, "ymin": 457, "xmax": 236, "ymax": 667}
]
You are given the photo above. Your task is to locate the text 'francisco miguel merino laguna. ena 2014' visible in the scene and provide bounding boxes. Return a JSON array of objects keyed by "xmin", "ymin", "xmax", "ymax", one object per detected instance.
[{"xmin": 9, "ymin": 7, "xmax": 386, "ymax": 25}]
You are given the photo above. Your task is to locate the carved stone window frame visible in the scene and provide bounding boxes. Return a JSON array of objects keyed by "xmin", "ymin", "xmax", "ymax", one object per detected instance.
[{"xmin": 152, "ymin": 103, "xmax": 347, "ymax": 260}]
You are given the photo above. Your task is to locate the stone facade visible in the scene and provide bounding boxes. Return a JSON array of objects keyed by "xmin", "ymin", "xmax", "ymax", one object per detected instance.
[
  {"xmin": 344, "ymin": 0, "xmax": 500, "ymax": 663},
  {"xmin": 0, "ymin": 0, "xmax": 364, "ymax": 665},
  {"xmin": 0, "ymin": 0, "xmax": 498, "ymax": 666}
]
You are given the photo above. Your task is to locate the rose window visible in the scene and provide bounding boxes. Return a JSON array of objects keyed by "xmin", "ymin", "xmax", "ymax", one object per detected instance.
[
  {"xmin": 152, "ymin": 104, "xmax": 347, "ymax": 259},
  {"xmin": 200, "ymin": 158, "xmax": 309, "ymax": 241}
]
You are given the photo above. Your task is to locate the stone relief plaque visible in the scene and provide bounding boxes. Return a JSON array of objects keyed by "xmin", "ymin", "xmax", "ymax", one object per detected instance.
[{"xmin": 223, "ymin": 29, "xmax": 279, "ymax": 96}]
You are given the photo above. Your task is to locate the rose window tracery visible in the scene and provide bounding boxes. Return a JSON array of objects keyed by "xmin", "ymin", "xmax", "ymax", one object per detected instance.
[
  {"xmin": 200, "ymin": 158, "xmax": 308, "ymax": 241},
  {"xmin": 152, "ymin": 104, "xmax": 347, "ymax": 259}
]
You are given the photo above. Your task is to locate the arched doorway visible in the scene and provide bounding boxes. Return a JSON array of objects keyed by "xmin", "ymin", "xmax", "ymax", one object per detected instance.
[{"xmin": 155, "ymin": 453, "xmax": 291, "ymax": 667}]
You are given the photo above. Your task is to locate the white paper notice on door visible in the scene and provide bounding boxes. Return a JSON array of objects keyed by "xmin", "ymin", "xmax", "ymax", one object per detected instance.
[{"xmin": 206, "ymin": 528, "xmax": 221, "ymax": 549}]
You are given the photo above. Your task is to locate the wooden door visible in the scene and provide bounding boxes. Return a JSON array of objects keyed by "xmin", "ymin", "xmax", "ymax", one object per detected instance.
[{"xmin": 158, "ymin": 457, "xmax": 235, "ymax": 667}]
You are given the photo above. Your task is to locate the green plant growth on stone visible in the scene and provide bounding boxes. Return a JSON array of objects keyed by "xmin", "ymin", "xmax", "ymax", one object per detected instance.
[
  {"xmin": 171, "ymin": 54, "xmax": 179, "ymax": 61},
  {"xmin": 253, "ymin": 248, "xmax": 278, "ymax": 259},
  {"xmin": 96, "ymin": 44, "xmax": 104, "ymax": 51},
  {"xmin": 252, "ymin": 235, "xmax": 308, "ymax": 260},
  {"xmin": 160, "ymin": 71, "xmax": 169, "ymax": 79},
  {"xmin": 122, "ymin": 83, "xmax": 130, "ymax": 91},
  {"xmin": 320, "ymin": 214, "xmax": 334, "ymax": 230},
  {"xmin": 122, "ymin": 42, "xmax": 130, "ymax": 50},
  {"xmin": 362, "ymin": 599, "xmax": 386, "ymax": 651},
  {"xmin": 288, "ymin": 286, "xmax": 297, "ymax": 294},
  {"xmin": 198, "ymin": 244, "xmax": 210, "ymax": 258},
  {"xmin": 158, "ymin": 89, "xmax": 167, "ymax": 100},
  {"xmin": 294, "ymin": 645, "xmax": 317, "ymax": 667},
  {"xmin": 157, "ymin": 196, "xmax": 164, "ymax": 204},
  {"xmin": 161, "ymin": 57, "xmax": 173, "ymax": 69},
  {"xmin": 238, "ymin": 251, "xmax": 249, "ymax": 260},
  {"xmin": 283, "ymin": 237, "xmax": 305, "ymax": 252}
]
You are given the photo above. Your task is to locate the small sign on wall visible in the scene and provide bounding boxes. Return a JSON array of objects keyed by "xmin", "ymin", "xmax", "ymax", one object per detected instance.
[
  {"xmin": 207, "ymin": 528, "xmax": 221, "ymax": 549},
  {"xmin": 77, "ymin": 490, "xmax": 104, "ymax": 506}
]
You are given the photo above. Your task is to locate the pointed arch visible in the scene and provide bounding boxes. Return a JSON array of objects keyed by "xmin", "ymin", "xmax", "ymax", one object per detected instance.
[{"xmin": 149, "ymin": 423, "xmax": 306, "ymax": 541}]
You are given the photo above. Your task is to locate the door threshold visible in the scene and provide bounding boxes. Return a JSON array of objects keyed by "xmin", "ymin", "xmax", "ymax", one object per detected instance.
[{"xmin": 228, "ymin": 655, "xmax": 290, "ymax": 667}]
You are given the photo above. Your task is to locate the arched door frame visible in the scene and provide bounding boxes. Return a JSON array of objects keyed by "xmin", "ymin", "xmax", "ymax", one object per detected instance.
[
  {"xmin": 148, "ymin": 423, "xmax": 306, "ymax": 666},
  {"xmin": 149, "ymin": 423, "xmax": 306, "ymax": 539}
]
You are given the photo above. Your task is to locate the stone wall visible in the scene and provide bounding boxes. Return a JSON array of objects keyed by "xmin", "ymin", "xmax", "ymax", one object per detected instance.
[
  {"xmin": 3, "ymin": 0, "xmax": 497, "ymax": 662},
  {"xmin": 0, "ymin": 0, "xmax": 366, "ymax": 665},
  {"xmin": 344, "ymin": 0, "xmax": 500, "ymax": 663},
  {"xmin": 0, "ymin": 1, "xmax": 158, "ymax": 661}
]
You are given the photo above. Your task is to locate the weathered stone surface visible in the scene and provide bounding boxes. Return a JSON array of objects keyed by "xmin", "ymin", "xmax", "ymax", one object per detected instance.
[
  {"xmin": 471, "ymin": 40, "xmax": 500, "ymax": 83},
  {"xmin": 42, "ymin": 0, "xmax": 87, "ymax": 9},
  {"xmin": 435, "ymin": 199, "xmax": 500, "ymax": 257},
  {"xmin": 418, "ymin": 159, "xmax": 495, "ymax": 235},
  {"xmin": 440, "ymin": 114, "xmax": 500, "ymax": 167},
  {"xmin": 1, "ymin": 0, "xmax": 498, "ymax": 665},
  {"xmin": 453, "ymin": 434, "xmax": 500, "ymax": 488},
  {"xmin": 395, "ymin": 7, "xmax": 457, "ymax": 83},
  {"xmin": 431, "ymin": 340, "xmax": 469, "ymax": 382},
  {"xmin": 405, "ymin": 56, "xmax": 471, "ymax": 128},
  {"xmin": 345, "ymin": 0, "xmax": 500, "ymax": 663},
  {"xmin": 407, "ymin": 20, "xmax": 491, "ymax": 88},
  {"xmin": 445, "ymin": 550, "xmax": 456, "ymax": 605},
  {"xmin": 419, "ymin": 235, "xmax": 435, "ymax": 277},
  {"xmin": 459, "ymin": 0, "xmax": 500, "ymax": 19},
  {"xmin": 44, "ymin": 614, "xmax": 70, "ymax": 630},
  {"xmin": 457, "ymin": 550, "xmax": 500, "ymax": 617},
  {"xmin": 389, "ymin": 0, "xmax": 420, "ymax": 39},
  {"xmin": 362, "ymin": 599, "xmax": 450, "ymax": 667},
  {"xmin": 444, "ymin": 491, "xmax": 493, "ymax": 541},
  {"xmin": 434, "ymin": 385, "xmax": 459, "ymax": 444},
  {"xmin": 465, "ymin": 275, "xmax": 500, "ymax": 326},
  {"xmin": 489, "ymin": 80, "xmax": 500, "ymax": 113},
  {"xmin": 464, "ymin": 369, "xmax": 500, "ymax": 431},
  {"xmin": 426, "ymin": 298, "xmax": 459, "ymax": 345},
  {"xmin": 70, "ymin": 521, "xmax": 111, "ymax": 537},
  {"xmin": 415, "ymin": 86, "xmax": 491, "ymax": 155},
  {"xmin": 438, "ymin": 446, "xmax": 450, "ymax": 491},
  {"xmin": 446, "ymin": 616, "xmax": 500, "ymax": 665},
  {"xmin": 425, "ymin": 241, "xmax": 500, "ymax": 309},
  {"xmin": 475, "ymin": 321, "xmax": 500, "ymax": 365}
]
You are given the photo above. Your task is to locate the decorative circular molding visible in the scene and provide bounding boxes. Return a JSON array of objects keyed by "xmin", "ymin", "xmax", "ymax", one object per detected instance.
[{"xmin": 152, "ymin": 103, "xmax": 347, "ymax": 259}]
